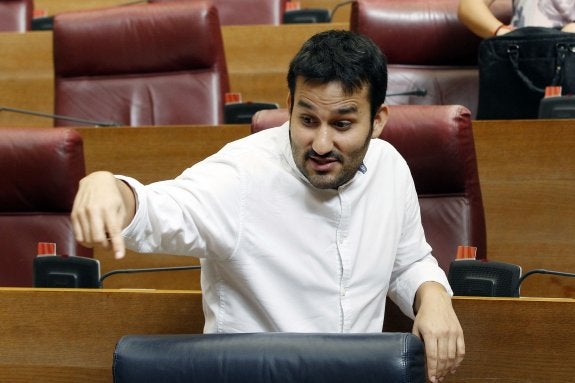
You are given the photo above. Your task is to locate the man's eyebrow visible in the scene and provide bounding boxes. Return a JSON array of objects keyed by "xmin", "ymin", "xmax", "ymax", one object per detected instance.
[
  {"xmin": 297, "ymin": 100, "xmax": 315, "ymax": 111},
  {"xmin": 336, "ymin": 105, "xmax": 358, "ymax": 115},
  {"xmin": 296, "ymin": 100, "xmax": 358, "ymax": 115}
]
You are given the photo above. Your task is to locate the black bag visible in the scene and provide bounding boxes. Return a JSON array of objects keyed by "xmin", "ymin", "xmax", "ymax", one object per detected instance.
[{"xmin": 477, "ymin": 27, "xmax": 575, "ymax": 120}]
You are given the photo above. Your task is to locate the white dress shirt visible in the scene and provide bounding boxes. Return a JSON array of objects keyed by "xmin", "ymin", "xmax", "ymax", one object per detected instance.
[{"xmin": 121, "ymin": 122, "xmax": 451, "ymax": 333}]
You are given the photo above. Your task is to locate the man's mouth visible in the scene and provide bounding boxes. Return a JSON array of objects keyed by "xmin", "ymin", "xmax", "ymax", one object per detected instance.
[{"xmin": 308, "ymin": 155, "xmax": 339, "ymax": 172}]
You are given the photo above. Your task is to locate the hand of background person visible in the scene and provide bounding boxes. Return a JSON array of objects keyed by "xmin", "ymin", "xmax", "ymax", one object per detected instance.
[
  {"xmin": 458, "ymin": 0, "xmax": 509, "ymax": 38},
  {"xmin": 412, "ymin": 282, "xmax": 465, "ymax": 383},
  {"xmin": 562, "ymin": 23, "xmax": 575, "ymax": 33},
  {"xmin": 495, "ymin": 24, "xmax": 513, "ymax": 36},
  {"xmin": 71, "ymin": 171, "xmax": 135, "ymax": 259}
]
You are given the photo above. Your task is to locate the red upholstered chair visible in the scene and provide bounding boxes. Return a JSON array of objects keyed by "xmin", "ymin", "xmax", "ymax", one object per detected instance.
[
  {"xmin": 349, "ymin": 0, "xmax": 512, "ymax": 119},
  {"xmin": 53, "ymin": 1, "xmax": 229, "ymax": 127},
  {"xmin": 0, "ymin": 128, "xmax": 93, "ymax": 287},
  {"xmin": 250, "ymin": 105, "xmax": 487, "ymax": 271},
  {"xmin": 0, "ymin": 0, "xmax": 33, "ymax": 32},
  {"xmin": 151, "ymin": 0, "xmax": 287, "ymax": 25}
]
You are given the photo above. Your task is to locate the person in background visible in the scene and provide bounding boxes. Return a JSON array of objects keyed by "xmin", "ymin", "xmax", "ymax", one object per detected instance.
[
  {"xmin": 71, "ymin": 29, "xmax": 464, "ymax": 383},
  {"xmin": 458, "ymin": 0, "xmax": 575, "ymax": 38}
]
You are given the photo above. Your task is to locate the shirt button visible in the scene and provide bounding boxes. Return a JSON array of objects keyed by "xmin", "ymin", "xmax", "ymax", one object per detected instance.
[{"xmin": 340, "ymin": 288, "xmax": 347, "ymax": 296}]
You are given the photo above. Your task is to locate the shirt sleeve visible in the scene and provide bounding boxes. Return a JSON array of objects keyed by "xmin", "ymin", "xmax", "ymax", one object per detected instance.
[
  {"xmin": 387, "ymin": 173, "xmax": 452, "ymax": 319},
  {"xmin": 118, "ymin": 153, "xmax": 244, "ymax": 260}
]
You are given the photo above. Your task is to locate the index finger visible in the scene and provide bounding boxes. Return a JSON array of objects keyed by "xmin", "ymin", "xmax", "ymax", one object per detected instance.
[
  {"xmin": 104, "ymin": 212, "xmax": 126, "ymax": 259},
  {"xmin": 108, "ymin": 230, "xmax": 126, "ymax": 260},
  {"xmin": 453, "ymin": 332, "xmax": 465, "ymax": 372},
  {"xmin": 424, "ymin": 336, "xmax": 439, "ymax": 383}
]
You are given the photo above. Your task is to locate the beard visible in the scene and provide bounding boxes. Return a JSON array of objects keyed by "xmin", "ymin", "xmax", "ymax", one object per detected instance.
[{"xmin": 290, "ymin": 128, "xmax": 373, "ymax": 190}]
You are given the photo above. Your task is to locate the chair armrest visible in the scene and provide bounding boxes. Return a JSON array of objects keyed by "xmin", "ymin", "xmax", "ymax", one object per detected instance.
[{"xmin": 113, "ymin": 332, "xmax": 426, "ymax": 383}]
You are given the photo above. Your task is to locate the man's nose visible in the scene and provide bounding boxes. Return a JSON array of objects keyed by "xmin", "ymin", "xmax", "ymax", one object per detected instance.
[{"xmin": 311, "ymin": 125, "xmax": 334, "ymax": 155}]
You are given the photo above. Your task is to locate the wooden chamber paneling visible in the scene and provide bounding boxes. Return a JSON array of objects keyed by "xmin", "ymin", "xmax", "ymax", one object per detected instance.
[{"xmin": 1, "ymin": 289, "xmax": 573, "ymax": 383}]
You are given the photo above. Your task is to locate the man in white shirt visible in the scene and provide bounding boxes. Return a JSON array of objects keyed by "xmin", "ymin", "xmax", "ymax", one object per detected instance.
[{"xmin": 72, "ymin": 30, "xmax": 464, "ymax": 383}]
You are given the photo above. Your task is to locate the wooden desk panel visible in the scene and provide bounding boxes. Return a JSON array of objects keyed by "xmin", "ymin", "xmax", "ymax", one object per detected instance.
[
  {"xmin": 387, "ymin": 297, "xmax": 575, "ymax": 383},
  {"xmin": 1, "ymin": 289, "xmax": 573, "ymax": 383},
  {"xmin": 449, "ymin": 297, "xmax": 575, "ymax": 383},
  {"xmin": 0, "ymin": 288, "xmax": 203, "ymax": 383},
  {"xmin": 473, "ymin": 119, "xmax": 575, "ymax": 298},
  {"xmin": 0, "ymin": 31, "xmax": 53, "ymax": 127},
  {"xmin": 34, "ymin": 0, "xmax": 129, "ymax": 16}
]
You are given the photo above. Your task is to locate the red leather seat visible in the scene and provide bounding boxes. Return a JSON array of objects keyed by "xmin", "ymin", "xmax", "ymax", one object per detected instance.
[
  {"xmin": 0, "ymin": 128, "xmax": 93, "ymax": 287},
  {"xmin": 151, "ymin": 0, "xmax": 287, "ymax": 25},
  {"xmin": 250, "ymin": 105, "xmax": 486, "ymax": 271},
  {"xmin": 0, "ymin": 0, "xmax": 32, "ymax": 32},
  {"xmin": 53, "ymin": 1, "xmax": 229, "ymax": 126},
  {"xmin": 349, "ymin": 0, "xmax": 512, "ymax": 119}
]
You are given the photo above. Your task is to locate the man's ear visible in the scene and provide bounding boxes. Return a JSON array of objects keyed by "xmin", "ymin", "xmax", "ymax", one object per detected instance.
[
  {"xmin": 286, "ymin": 93, "xmax": 292, "ymax": 111},
  {"xmin": 372, "ymin": 104, "xmax": 389, "ymax": 138}
]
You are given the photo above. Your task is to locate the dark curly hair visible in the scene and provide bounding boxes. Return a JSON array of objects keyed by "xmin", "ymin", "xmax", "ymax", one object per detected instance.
[{"xmin": 287, "ymin": 29, "xmax": 388, "ymax": 121}]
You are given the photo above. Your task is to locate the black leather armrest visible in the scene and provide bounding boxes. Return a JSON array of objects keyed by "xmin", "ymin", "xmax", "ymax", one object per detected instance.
[{"xmin": 113, "ymin": 332, "xmax": 425, "ymax": 383}]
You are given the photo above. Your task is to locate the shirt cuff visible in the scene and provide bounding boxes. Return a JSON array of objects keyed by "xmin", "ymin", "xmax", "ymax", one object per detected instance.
[
  {"xmin": 115, "ymin": 175, "xmax": 146, "ymax": 242},
  {"xmin": 390, "ymin": 257, "xmax": 453, "ymax": 319}
]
